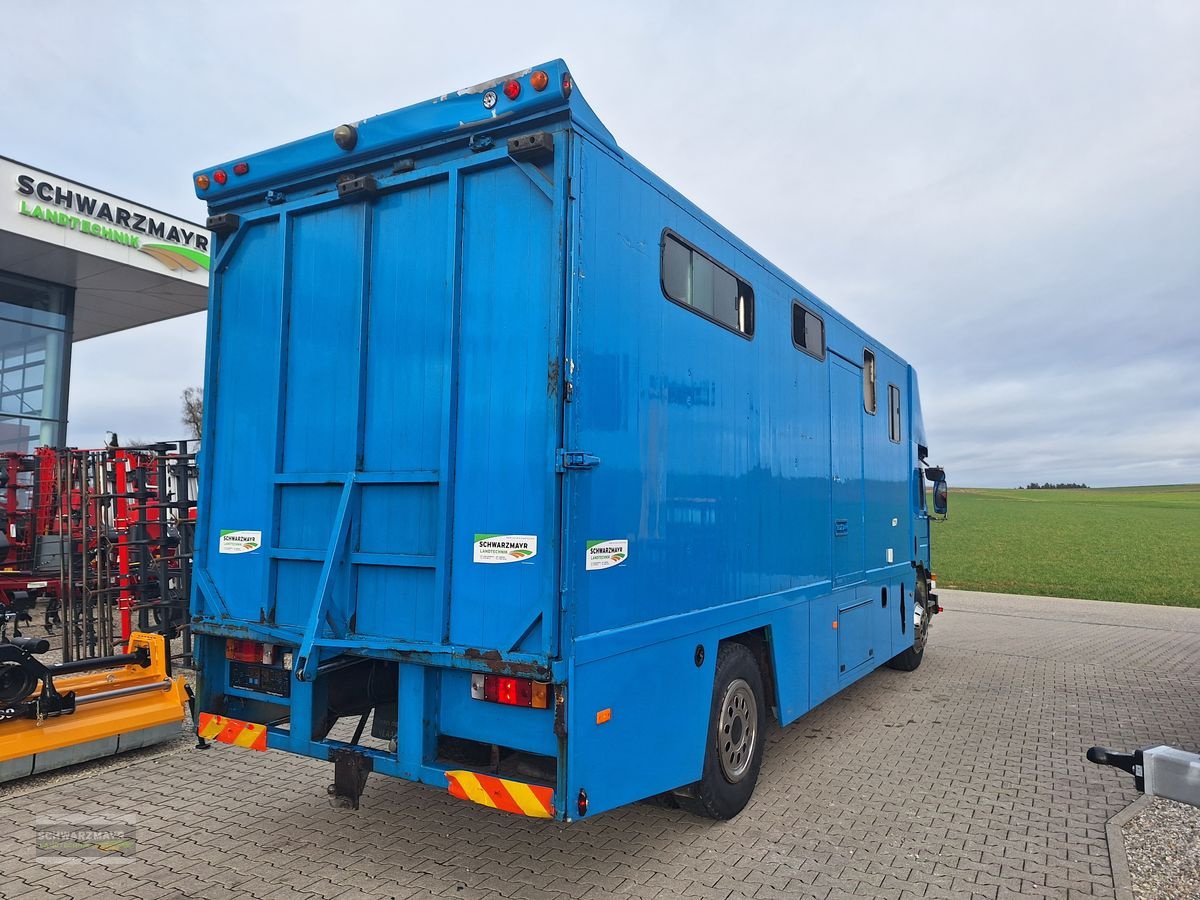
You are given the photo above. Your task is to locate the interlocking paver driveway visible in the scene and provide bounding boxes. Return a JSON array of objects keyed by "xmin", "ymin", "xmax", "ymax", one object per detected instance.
[{"xmin": 1, "ymin": 589, "xmax": 1197, "ymax": 899}]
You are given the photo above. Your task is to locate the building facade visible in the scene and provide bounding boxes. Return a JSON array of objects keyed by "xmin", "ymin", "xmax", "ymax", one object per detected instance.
[{"xmin": 0, "ymin": 157, "xmax": 209, "ymax": 451}]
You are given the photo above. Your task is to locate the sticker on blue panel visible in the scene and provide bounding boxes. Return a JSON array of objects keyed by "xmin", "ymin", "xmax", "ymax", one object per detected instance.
[
  {"xmin": 473, "ymin": 534, "xmax": 537, "ymax": 564},
  {"xmin": 586, "ymin": 539, "xmax": 628, "ymax": 571},
  {"xmin": 219, "ymin": 529, "xmax": 262, "ymax": 554}
]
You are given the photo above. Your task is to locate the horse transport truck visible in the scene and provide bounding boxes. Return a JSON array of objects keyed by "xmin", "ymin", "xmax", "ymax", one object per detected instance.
[{"xmin": 190, "ymin": 59, "xmax": 947, "ymax": 821}]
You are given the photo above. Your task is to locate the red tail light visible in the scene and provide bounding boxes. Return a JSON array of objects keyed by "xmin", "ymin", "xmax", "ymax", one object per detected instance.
[
  {"xmin": 471, "ymin": 674, "xmax": 549, "ymax": 709},
  {"xmin": 225, "ymin": 639, "xmax": 259, "ymax": 662},
  {"xmin": 232, "ymin": 162, "xmax": 250, "ymax": 176},
  {"xmin": 503, "ymin": 79, "xmax": 521, "ymax": 101},
  {"xmin": 213, "ymin": 169, "xmax": 228, "ymax": 185}
]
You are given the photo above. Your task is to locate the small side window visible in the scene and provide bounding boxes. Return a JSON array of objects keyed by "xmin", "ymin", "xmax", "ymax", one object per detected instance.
[
  {"xmin": 661, "ymin": 232, "xmax": 754, "ymax": 338},
  {"xmin": 888, "ymin": 384, "xmax": 901, "ymax": 442},
  {"xmin": 863, "ymin": 349, "xmax": 877, "ymax": 414},
  {"xmin": 791, "ymin": 302, "xmax": 825, "ymax": 360}
]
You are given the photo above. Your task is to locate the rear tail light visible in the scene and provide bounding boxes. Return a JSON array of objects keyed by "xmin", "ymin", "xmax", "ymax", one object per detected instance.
[
  {"xmin": 213, "ymin": 168, "xmax": 228, "ymax": 185},
  {"xmin": 561, "ymin": 73, "xmax": 573, "ymax": 98},
  {"xmin": 225, "ymin": 639, "xmax": 280, "ymax": 666},
  {"xmin": 226, "ymin": 639, "xmax": 260, "ymax": 662},
  {"xmin": 503, "ymin": 79, "xmax": 521, "ymax": 101},
  {"xmin": 232, "ymin": 162, "xmax": 250, "ymax": 176},
  {"xmin": 471, "ymin": 674, "xmax": 550, "ymax": 709}
]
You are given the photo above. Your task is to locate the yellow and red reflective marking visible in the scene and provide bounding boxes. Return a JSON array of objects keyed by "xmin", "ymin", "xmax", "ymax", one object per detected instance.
[
  {"xmin": 445, "ymin": 770, "xmax": 554, "ymax": 818},
  {"xmin": 197, "ymin": 712, "xmax": 267, "ymax": 751}
]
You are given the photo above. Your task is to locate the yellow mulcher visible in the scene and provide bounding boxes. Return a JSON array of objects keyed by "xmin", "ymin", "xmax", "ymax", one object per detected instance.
[{"xmin": 0, "ymin": 632, "xmax": 189, "ymax": 782}]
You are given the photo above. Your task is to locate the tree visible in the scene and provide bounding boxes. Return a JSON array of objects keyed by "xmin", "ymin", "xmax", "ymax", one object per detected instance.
[{"xmin": 182, "ymin": 387, "xmax": 204, "ymax": 440}]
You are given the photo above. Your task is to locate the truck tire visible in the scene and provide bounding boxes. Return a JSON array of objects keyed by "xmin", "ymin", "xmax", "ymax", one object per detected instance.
[
  {"xmin": 678, "ymin": 642, "xmax": 766, "ymax": 820},
  {"xmin": 887, "ymin": 575, "xmax": 932, "ymax": 672}
]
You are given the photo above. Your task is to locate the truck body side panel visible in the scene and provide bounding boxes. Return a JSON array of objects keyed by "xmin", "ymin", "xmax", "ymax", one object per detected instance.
[{"xmin": 561, "ymin": 134, "xmax": 923, "ymax": 814}]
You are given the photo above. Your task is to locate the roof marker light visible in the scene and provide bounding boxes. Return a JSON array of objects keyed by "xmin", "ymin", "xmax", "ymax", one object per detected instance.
[
  {"xmin": 333, "ymin": 124, "xmax": 358, "ymax": 151},
  {"xmin": 195, "ymin": 174, "xmax": 210, "ymax": 191},
  {"xmin": 530, "ymin": 70, "xmax": 549, "ymax": 92},
  {"xmin": 213, "ymin": 169, "xmax": 228, "ymax": 185},
  {"xmin": 503, "ymin": 79, "xmax": 521, "ymax": 101},
  {"xmin": 233, "ymin": 162, "xmax": 250, "ymax": 176},
  {"xmin": 561, "ymin": 73, "xmax": 573, "ymax": 98}
]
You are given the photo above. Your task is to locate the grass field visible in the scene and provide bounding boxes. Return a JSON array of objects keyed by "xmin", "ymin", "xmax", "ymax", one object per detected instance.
[{"xmin": 931, "ymin": 484, "xmax": 1200, "ymax": 607}]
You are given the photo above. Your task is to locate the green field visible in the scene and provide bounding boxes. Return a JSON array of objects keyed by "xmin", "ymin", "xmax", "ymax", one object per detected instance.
[{"xmin": 931, "ymin": 485, "xmax": 1200, "ymax": 607}]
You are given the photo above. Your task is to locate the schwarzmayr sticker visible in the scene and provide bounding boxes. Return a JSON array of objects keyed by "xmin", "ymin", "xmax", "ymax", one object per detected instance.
[
  {"xmin": 473, "ymin": 534, "xmax": 537, "ymax": 564},
  {"xmin": 586, "ymin": 539, "xmax": 628, "ymax": 571},
  {"xmin": 219, "ymin": 530, "xmax": 262, "ymax": 554}
]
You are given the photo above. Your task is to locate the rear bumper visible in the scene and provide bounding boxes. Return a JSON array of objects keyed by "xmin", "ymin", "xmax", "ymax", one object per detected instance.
[{"xmin": 193, "ymin": 631, "xmax": 565, "ymax": 819}]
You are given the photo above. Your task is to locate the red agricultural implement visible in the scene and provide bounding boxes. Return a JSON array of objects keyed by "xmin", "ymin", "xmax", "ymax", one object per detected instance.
[{"xmin": 0, "ymin": 441, "xmax": 197, "ymax": 664}]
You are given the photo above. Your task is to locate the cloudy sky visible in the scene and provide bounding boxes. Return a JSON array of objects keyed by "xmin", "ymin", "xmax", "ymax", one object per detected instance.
[{"xmin": 2, "ymin": 2, "xmax": 1196, "ymax": 487}]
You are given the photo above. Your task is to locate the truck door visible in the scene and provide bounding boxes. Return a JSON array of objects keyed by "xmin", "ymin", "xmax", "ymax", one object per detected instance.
[
  {"xmin": 199, "ymin": 149, "xmax": 565, "ymax": 664},
  {"xmin": 830, "ymin": 356, "xmax": 866, "ymax": 587},
  {"xmin": 447, "ymin": 159, "xmax": 564, "ymax": 658}
]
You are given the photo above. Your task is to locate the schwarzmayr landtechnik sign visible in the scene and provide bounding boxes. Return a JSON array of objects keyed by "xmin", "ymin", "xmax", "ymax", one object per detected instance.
[{"xmin": 15, "ymin": 173, "xmax": 210, "ymax": 272}]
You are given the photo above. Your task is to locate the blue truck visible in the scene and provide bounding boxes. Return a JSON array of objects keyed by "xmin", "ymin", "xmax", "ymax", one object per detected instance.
[{"xmin": 190, "ymin": 59, "xmax": 948, "ymax": 821}]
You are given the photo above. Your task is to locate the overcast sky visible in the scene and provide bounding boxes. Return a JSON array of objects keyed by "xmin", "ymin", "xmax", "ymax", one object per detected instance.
[{"xmin": 2, "ymin": 2, "xmax": 1196, "ymax": 487}]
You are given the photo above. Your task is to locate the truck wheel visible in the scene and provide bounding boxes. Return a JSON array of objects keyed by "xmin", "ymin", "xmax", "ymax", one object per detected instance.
[
  {"xmin": 678, "ymin": 642, "xmax": 766, "ymax": 820},
  {"xmin": 887, "ymin": 576, "xmax": 932, "ymax": 672}
]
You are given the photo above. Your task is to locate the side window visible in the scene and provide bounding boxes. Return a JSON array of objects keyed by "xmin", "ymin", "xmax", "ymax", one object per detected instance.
[
  {"xmin": 888, "ymin": 384, "xmax": 901, "ymax": 442},
  {"xmin": 863, "ymin": 349, "xmax": 877, "ymax": 414},
  {"xmin": 661, "ymin": 232, "xmax": 754, "ymax": 338},
  {"xmin": 791, "ymin": 302, "xmax": 825, "ymax": 359}
]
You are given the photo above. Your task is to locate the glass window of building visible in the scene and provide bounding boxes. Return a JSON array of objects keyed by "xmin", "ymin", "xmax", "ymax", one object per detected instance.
[{"xmin": 0, "ymin": 272, "xmax": 71, "ymax": 453}]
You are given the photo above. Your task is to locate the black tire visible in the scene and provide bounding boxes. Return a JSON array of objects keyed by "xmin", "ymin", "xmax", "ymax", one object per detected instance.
[
  {"xmin": 678, "ymin": 642, "xmax": 766, "ymax": 820},
  {"xmin": 887, "ymin": 575, "xmax": 931, "ymax": 672}
]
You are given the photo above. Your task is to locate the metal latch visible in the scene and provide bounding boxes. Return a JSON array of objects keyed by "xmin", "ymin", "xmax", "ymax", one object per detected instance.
[{"xmin": 556, "ymin": 450, "xmax": 600, "ymax": 472}]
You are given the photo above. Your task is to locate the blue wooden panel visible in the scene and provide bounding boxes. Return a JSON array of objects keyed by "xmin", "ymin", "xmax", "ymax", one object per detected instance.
[
  {"xmin": 278, "ymin": 485, "xmax": 340, "ymax": 551},
  {"xmin": 354, "ymin": 567, "xmax": 437, "ymax": 642},
  {"xmin": 358, "ymin": 485, "xmax": 437, "ymax": 556},
  {"xmin": 274, "ymin": 559, "xmax": 322, "ymax": 629},
  {"xmin": 362, "ymin": 180, "xmax": 450, "ymax": 474},
  {"xmin": 282, "ymin": 205, "xmax": 364, "ymax": 474},
  {"xmin": 448, "ymin": 161, "xmax": 559, "ymax": 655},
  {"xmin": 202, "ymin": 219, "xmax": 280, "ymax": 622}
]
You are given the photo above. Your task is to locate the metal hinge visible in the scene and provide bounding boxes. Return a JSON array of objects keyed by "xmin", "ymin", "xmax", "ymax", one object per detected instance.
[{"xmin": 556, "ymin": 450, "xmax": 600, "ymax": 472}]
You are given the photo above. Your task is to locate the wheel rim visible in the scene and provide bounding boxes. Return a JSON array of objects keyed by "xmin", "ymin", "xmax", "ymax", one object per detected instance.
[
  {"xmin": 913, "ymin": 582, "xmax": 931, "ymax": 653},
  {"xmin": 717, "ymin": 678, "xmax": 758, "ymax": 783}
]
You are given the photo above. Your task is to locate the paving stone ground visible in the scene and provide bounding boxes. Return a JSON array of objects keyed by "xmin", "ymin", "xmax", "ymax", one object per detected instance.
[{"xmin": 1, "ymin": 589, "xmax": 1197, "ymax": 900}]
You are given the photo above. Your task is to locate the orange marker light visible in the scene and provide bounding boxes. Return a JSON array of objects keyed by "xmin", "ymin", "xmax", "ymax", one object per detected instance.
[
  {"xmin": 530, "ymin": 70, "xmax": 549, "ymax": 92},
  {"xmin": 596, "ymin": 708, "xmax": 612, "ymax": 725},
  {"xmin": 195, "ymin": 174, "xmax": 211, "ymax": 190},
  {"xmin": 831, "ymin": 621, "xmax": 838, "ymax": 629}
]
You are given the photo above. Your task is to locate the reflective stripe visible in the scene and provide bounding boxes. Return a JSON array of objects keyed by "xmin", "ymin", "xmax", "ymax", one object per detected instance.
[
  {"xmin": 198, "ymin": 712, "xmax": 267, "ymax": 751},
  {"xmin": 445, "ymin": 770, "xmax": 554, "ymax": 818}
]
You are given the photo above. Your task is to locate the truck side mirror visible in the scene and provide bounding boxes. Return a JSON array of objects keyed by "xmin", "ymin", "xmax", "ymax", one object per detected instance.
[{"xmin": 933, "ymin": 479, "xmax": 948, "ymax": 516}]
